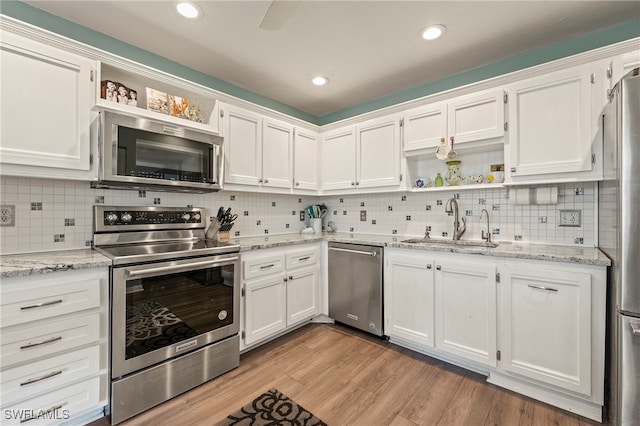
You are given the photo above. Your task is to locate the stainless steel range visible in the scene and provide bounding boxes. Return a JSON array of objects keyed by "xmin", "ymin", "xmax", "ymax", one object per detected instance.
[{"xmin": 93, "ymin": 206, "xmax": 240, "ymax": 425}]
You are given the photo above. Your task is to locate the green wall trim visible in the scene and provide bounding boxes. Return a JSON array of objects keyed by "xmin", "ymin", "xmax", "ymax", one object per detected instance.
[
  {"xmin": 318, "ymin": 18, "xmax": 640, "ymax": 125},
  {"xmin": 0, "ymin": 0, "xmax": 319, "ymax": 124},
  {"xmin": 2, "ymin": 1, "xmax": 639, "ymax": 127}
]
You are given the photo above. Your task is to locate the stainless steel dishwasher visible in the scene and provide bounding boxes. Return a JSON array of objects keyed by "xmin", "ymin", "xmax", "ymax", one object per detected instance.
[{"xmin": 328, "ymin": 242, "xmax": 383, "ymax": 336}]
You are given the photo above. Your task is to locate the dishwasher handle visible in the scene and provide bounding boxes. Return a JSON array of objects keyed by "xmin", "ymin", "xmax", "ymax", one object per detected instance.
[{"xmin": 329, "ymin": 247, "xmax": 377, "ymax": 257}]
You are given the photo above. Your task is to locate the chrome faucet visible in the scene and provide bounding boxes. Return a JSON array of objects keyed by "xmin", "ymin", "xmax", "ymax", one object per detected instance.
[
  {"xmin": 444, "ymin": 198, "xmax": 466, "ymax": 240},
  {"xmin": 480, "ymin": 208, "xmax": 491, "ymax": 243}
]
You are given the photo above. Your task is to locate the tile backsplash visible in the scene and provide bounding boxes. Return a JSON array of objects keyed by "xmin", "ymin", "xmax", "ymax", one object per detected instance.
[{"xmin": 0, "ymin": 176, "xmax": 596, "ymax": 254}]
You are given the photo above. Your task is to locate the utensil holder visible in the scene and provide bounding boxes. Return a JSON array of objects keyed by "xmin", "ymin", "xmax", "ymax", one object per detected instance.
[{"xmin": 310, "ymin": 218, "xmax": 322, "ymax": 234}]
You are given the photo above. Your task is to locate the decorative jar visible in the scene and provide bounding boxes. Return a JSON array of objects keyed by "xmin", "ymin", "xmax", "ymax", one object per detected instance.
[{"xmin": 445, "ymin": 160, "xmax": 463, "ymax": 186}]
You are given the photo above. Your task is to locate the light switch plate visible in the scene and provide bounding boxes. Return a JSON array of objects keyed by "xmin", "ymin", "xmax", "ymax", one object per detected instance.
[{"xmin": 559, "ymin": 209, "xmax": 581, "ymax": 227}]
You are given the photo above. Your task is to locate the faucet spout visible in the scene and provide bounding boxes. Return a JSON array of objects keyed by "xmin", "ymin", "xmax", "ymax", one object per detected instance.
[
  {"xmin": 445, "ymin": 198, "xmax": 466, "ymax": 240},
  {"xmin": 480, "ymin": 208, "xmax": 491, "ymax": 243}
]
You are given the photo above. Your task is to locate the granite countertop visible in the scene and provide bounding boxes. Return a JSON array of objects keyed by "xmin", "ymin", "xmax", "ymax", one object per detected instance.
[
  {"xmin": 1, "ymin": 233, "xmax": 610, "ymax": 278},
  {"xmin": 0, "ymin": 249, "xmax": 112, "ymax": 279},
  {"xmin": 232, "ymin": 232, "xmax": 611, "ymax": 267}
]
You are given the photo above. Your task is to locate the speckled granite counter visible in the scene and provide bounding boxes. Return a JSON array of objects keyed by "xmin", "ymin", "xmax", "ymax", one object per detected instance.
[
  {"xmin": 1, "ymin": 233, "xmax": 610, "ymax": 278},
  {"xmin": 232, "ymin": 232, "xmax": 611, "ymax": 267},
  {"xmin": 0, "ymin": 249, "xmax": 112, "ymax": 279}
]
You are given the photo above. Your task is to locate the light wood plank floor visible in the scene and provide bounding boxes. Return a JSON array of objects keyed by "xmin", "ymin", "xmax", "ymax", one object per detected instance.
[{"xmin": 92, "ymin": 323, "xmax": 602, "ymax": 426}]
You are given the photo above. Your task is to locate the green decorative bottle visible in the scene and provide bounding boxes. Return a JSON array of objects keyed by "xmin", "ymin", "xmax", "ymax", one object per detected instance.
[{"xmin": 434, "ymin": 172, "xmax": 443, "ymax": 187}]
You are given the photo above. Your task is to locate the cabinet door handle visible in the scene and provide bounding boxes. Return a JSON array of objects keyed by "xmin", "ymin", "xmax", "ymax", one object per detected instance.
[
  {"xmin": 20, "ymin": 299, "xmax": 63, "ymax": 310},
  {"xmin": 264, "ymin": 179, "xmax": 269, "ymax": 184},
  {"xmin": 20, "ymin": 370, "xmax": 63, "ymax": 386},
  {"xmin": 528, "ymin": 284, "xmax": 558, "ymax": 292},
  {"xmin": 436, "ymin": 265, "xmax": 441, "ymax": 270},
  {"xmin": 259, "ymin": 264, "xmax": 275, "ymax": 270},
  {"xmin": 351, "ymin": 182, "xmax": 355, "ymax": 186},
  {"xmin": 258, "ymin": 179, "xmax": 263, "ymax": 183},
  {"xmin": 511, "ymin": 167, "xmax": 516, "ymax": 173},
  {"xmin": 283, "ymin": 277, "xmax": 288, "ymax": 282},
  {"xmin": 20, "ymin": 336, "xmax": 62, "ymax": 350},
  {"xmin": 289, "ymin": 275, "xmax": 293, "ymax": 281},
  {"xmin": 21, "ymin": 404, "xmax": 65, "ymax": 423},
  {"xmin": 426, "ymin": 264, "xmax": 432, "ymax": 269},
  {"xmin": 296, "ymin": 182, "xmax": 300, "ymax": 187}
]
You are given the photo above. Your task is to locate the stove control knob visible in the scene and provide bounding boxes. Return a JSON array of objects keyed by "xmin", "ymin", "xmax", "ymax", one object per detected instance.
[
  {"xmin": 182, "ymin": 213, "xmax": 191, "ymax": 221},
  {"xmin": 106, "ymin": 213, "xmax": 118, "ymax": 223},
  {"xmin": 193, "ymin": 213, "xmax": 201, "ymax": 221},
  {"xmin": 121, "ymin": 213, "xmax": 132, "ymax": 223}
]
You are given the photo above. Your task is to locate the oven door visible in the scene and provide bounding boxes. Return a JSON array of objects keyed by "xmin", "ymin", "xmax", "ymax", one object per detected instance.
[{"xmin": 111, "ymin": 253, "xmax": 239, "ymax": 379}]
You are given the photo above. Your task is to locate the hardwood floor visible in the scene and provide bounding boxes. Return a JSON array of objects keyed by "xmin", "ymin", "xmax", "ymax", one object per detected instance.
[{"xmin": 92, "ymin": 323, "xmax": 601, "ymax": 426}]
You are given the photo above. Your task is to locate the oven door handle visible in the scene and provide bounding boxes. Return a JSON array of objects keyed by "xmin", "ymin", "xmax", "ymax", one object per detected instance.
[{"xmin": 126, "ymin": 257, "xmax": 239, "ymax": 279}]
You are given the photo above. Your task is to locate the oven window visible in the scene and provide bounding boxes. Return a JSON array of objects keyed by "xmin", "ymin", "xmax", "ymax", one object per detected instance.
[{"xmin": 124, "ymin": 264, "xmax": 234, "ymax": 360}]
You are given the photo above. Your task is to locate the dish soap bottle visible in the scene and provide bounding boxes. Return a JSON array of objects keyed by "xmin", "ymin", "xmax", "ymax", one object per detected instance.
[{"xmin": 434, "ymin": 172, "xmax": 443, "ymax": 187}]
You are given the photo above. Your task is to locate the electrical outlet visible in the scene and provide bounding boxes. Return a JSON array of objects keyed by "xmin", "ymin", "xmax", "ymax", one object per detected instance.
[
  {"xmin": 360, "ymin": 210, "xmax": 367, "ymax": 221},
  {"xmin": 559, "ymin": 209, "xmax": 581, "ymax": 227},
  {"xmin": 0, "ymin": 205, "xmax": 15, "ymax": 226}
]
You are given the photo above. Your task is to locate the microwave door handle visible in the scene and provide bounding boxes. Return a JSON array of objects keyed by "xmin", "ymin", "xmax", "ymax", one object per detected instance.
[{"xmin": 126, "ymin": 257, "xmax": 239, "ymax": 280}]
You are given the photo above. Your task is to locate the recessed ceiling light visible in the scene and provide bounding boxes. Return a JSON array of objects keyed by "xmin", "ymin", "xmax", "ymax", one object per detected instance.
[
  {"xmin": 175, "ymin": 2, "xmax": 202, "ymax": 19},
  {"xmin": 311, "ymin": 76, "xmax": 329, "ymax": 86},
  {"xmin": 420, "ymin": 24, "xmax": 447, "ymax": 41}
]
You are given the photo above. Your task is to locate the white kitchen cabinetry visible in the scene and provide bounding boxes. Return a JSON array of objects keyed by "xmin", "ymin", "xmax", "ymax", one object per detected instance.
[
  {"xmin": 498, "ymin": 266, "xmax": 592, "ymax": 395},
  {"xmin": 490, "ymin": 259, "xmax": 607, "ymax": 422},
  {"xmin": 0, "ymin": 268, "xmax": 109, "ymax": 425},
  {"xmin": 221, "ymin": 104, "xmax": 295, "ymax": 190},
  {"xmin": 506, "ymin": 64, "xmax": 597, "ymax": 182},
  {"xmin": 434, "ymin": 256, "xmax": 498, "ymax": 367},
  {"xmin": 403, "ymin": 89, "xmax": 505, "ymax": 154},
  {"xmin": 322, "ymin": 115, "xmax": 401, "ymax": 191},
  {"xmin": 241, "ymin": 244, "xmax": 320, "ymax": 349},
  {"xmin": 0, "ymin": 30, "xmax": 97, "ymax": 180},
  {"xmin": 293, "ymin": 128, "xmax": 319, "ymax": 190},
  {"xmin": 384, "ymin": 249, "xmax": 435, "ymax": 348}
]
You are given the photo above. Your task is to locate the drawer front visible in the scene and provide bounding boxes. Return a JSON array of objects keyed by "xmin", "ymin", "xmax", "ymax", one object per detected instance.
[
  {"xmin": 1, "ymin": 278, "xmax": 100, "ymax": 328},
  {"xmin": 286, "ymin": 246, "xmax": 319, "ymax": 270},
  {"xmin": 1, "ymin": 345, "xmax": 100, "ymax": 406},
  {"xmin": 1, "ymin": 313, "xmax": 100, "ymax": 368},
  {"xmin": 243, "ymin": 254, "xmax": 285, "ymax": 280},
  {"xmin": 1, "ymin": 376, "xmax": 100, "ymax": 425}
]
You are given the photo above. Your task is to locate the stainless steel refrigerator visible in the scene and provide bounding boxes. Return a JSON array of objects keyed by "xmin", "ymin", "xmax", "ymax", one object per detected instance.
[{"xmin": 599, "ymin": 67, "xmax": 640, "ymax": 426}]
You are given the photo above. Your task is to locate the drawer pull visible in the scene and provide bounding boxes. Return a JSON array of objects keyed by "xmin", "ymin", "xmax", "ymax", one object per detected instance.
[
  {"xmin": 20, "ymin": 370, "xmax": 63, "ymax": 386},
  {"xmin": 21, "ymin": 404, "xmax": 65, "ymax": 423},
  {"xmin": 259, "ymin": 264, "xmax": 275, "ymax": 270},
  {"xmin": 20, "ymin": 336, "xmax": 62, "ymax": 350},
  {"xmin": 528, "ymin": 284, "xmax": 558, "ymax": 292},
  {"xmin": 298, "ymin": 256, "xmax": 311, "ymax": 261},
  {"xmin": 20, "ymin": 299, "xmax": 63, "ymax": 310}
]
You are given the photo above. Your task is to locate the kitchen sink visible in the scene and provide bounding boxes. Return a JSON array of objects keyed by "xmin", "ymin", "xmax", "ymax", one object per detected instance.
[{"xmin": 400, "ymin": 238, "xmax": 499, "ymax": 248}]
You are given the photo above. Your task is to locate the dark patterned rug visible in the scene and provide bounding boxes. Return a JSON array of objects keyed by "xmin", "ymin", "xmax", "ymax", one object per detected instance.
[{"xmin": 216, "ymin": 388, "xmax": 327, "ymax": 426}]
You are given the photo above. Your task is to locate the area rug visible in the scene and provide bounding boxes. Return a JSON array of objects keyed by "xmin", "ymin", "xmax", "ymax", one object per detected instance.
[{"xmin": 216, "ymin": 388, "xmax": 327, "ymax": 426}]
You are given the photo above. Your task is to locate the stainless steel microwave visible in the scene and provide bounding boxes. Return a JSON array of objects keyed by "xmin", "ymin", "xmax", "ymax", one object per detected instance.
[{"xmin": 94, "ymin": 110, "xmax": 223, "ymax": 193}]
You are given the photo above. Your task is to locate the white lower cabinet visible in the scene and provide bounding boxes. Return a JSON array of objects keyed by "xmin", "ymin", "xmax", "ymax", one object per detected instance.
[
  {"xmin": 434, "ymin": 257, "xmax": 498, "ymax": 367},
  {"xmin": 384, "ymin": 250, "xmax": 435, "ymax": 348},
  {"xmin": 498, "ymin": 265, "xmax": 592, "ymax": 395},
  {"xmin": 384, "ymin": 248, "xmax": 607, "ymax": 422},
  {"xmin": 0, "ymin": 268, "xmax": 109, "ymax": 425},
  {"xmin": 241, "ymin": 244, "xmax": 320, "ymax": 349}
]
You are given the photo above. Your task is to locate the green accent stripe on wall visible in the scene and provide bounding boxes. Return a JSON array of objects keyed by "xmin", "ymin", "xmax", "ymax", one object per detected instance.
[
  {"xmin": 1, "ymin": 1, "xmax": 639, "ymax": 126},
  {"xmin": 0, "ymin": 0, "xmax": 319, "ymax": 124},
  {"xmin": 318, "ymin": 18, "xmax": 640, "ymax": 125}
]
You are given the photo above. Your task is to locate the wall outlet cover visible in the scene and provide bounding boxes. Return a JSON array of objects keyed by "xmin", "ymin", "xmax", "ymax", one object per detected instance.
[
  {"xmin": 0, "ymin": 205, "xmax": 15, "ymax": 226},
  {"xmin": 559, "ymin": 209, "xmax": 581, "ymax": 227}
]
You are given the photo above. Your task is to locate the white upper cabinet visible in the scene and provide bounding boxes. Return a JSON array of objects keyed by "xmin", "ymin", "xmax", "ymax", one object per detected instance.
[
  {"xmin": 221, "ymin": 104, "xmax": 263, "ymax": 186},
  {"xmin": 0, "ymin": 31, "xmax": 96, "ymax": 179},
  {"xmin": 403, "ymin": 89, "xmax": 505, "ymax": 154},
  {"xmin": 262, "ymin": 117, "xmax": 294, "ymax": 189},
  {"xmin": 506, "ymin": 64, "xmax": 594, "ymax": 180},
  {"xmin": 293, "ymin": 128, "xmax": 319, "ymax": 190},
  {"xmin": 322, "ymin": 115, "xmax": 401, "ymax": 191},
  {"xmin": 322, "ymin": 126, "xmax": 357, "ymax": 190},
  {"xmin": 221, "ymin": 103, "xmax": 295, "ymax": 190}
]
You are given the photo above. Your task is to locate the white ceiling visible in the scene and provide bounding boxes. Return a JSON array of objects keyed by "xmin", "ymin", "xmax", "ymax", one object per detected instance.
[{"xmin": 23, "ymin": 1, "xmax": 640, "ymax": 117}]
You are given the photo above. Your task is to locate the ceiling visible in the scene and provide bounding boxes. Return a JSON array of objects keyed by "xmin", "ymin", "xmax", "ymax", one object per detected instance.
[{"xmin": 21, "ymin": 1, "xmax": 640, "ymax": 118}]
